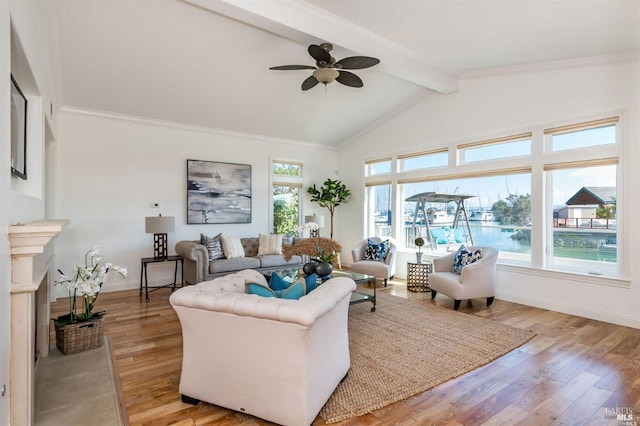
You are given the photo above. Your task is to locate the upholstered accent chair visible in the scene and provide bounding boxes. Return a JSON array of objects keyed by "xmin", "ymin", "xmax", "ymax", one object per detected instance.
[
  {"xmin": 350, "ymin": 237, "xmax": 397, "ymax": 287},
  {"xmin": 170, "ymin": 269, "xmax": 356, "ymax": 426},
  {"xmin": 429, "ymin": 245, "xmax": 498, "ymax": 310}
]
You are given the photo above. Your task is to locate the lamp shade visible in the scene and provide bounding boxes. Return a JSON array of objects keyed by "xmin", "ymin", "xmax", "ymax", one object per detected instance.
[
  {"xmin": 304, "ymin": 214, "xmax": 325, "ymax": 228},
  {"xmin": 145, "ymin": 215, "xmax": 175, "ymax": 234}
]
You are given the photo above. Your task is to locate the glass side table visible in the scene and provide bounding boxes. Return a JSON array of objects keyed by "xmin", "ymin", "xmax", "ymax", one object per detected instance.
[{"xmin": 406, "ymin": 261, "xmax": 432, "ymax": 292}]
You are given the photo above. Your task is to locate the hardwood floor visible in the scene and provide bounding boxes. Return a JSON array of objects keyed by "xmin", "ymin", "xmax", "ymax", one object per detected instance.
[{"xmin": 50, "ymin": 280, "xmax": 640, "ymax": 425}]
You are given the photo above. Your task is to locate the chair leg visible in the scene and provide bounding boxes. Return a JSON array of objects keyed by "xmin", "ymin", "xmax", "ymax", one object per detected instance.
[
  {"xmin": 384, "ymin": 278, "xmax": 387, "ymax": 287},
  {"xmin": 487, "ymin": 296, "xmax": 495, "ymax": 307},
  {"xmin": 454, "ymin": 300, "xmax": 461, "ymax": 310},
  {"xmin": 431, "ymin": 290, "xmax": 437, "ymax": 300}
]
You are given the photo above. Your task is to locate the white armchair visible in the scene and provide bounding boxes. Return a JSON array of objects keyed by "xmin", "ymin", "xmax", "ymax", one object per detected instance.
[
  {"xmin": 429, "ymin": 246, "xmax": 498, "ymax": 310},
  {"xmin": 350, "ymin": 237, "xmax": 397, "ymax": 287}
]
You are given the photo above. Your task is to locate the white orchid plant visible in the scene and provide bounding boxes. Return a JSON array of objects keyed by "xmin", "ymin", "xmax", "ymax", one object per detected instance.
[
  {"xmin": 54, "ymin": 246, "xmax": 127, "ymax": 326},
  {"xmin": 297, "ymin": 222, "xmax": 319, "ymax": 237}
]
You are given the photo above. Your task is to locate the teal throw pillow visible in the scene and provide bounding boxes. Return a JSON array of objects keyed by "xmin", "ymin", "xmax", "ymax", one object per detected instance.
[
  {"xmin": 295, "ymin": 273, "xmax": 318, "ymax": 293},
  {"xmin": 305, "ymin": 273, "xmax": 318, "ymax": 293},
  {"xmin": 246, "ymin": 282, "xmax": 278, "ymax": 298},
  {"xmin": 279, "ymin": 281, "xmax": 305, "ymax": 300},
  {"xmin": 268, "ymin": 272, "xmax": 290, "ymax": 291},
  {"xmin": 246, "ymin": 279, "xmax": 306, "ymax": 300}
]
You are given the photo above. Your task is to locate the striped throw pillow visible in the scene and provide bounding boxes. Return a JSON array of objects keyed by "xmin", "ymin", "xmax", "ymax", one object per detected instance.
[{"xmin": 200, "ymin": 233, "xmax": 224, "ymax": 260}]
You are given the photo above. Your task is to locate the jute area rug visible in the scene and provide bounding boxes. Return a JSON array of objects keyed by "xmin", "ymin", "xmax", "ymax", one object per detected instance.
[{"xmin": 319, "ymin": 292, "xmax": 535, "ymax": 423}]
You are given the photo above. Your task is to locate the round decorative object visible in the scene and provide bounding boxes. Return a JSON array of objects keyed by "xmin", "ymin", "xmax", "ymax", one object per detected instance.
[
  {"xmin": 315, "ymin": 262, "xmax": 333, "ymax": 278},
  {"xmin": 302, "ymin": 262, "xmax": 317, "ymax": 276}
]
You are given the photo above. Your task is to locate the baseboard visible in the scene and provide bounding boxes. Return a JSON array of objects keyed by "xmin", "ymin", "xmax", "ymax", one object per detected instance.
[{"xmin": 497, "ymin": 290, "xmax": 640, "ymax": 329}]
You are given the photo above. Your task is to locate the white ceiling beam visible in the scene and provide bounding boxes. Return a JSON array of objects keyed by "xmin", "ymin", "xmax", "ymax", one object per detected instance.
[{"xmin": 183, "ymin": 0, "xmax": 459, "ymax": 93}]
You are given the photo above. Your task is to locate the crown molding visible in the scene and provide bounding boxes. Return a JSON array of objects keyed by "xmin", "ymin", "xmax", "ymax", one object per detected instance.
[
  {"xmin": 59, "ymin": 106, "xmax": 336, "ymax": 151},
  {"xmin": 461, "ymin": 50, "xmax": 640, "ymax": 79}
]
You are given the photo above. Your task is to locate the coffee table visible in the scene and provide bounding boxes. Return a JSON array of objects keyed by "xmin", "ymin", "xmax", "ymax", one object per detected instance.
[{"xmin": 330, "ymin": 270, "xmax": 377, "ymax": 312}]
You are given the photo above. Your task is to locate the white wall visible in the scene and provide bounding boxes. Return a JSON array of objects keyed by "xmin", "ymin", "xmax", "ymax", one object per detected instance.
[
  {"xmin": 1, "ymin": 1, "xmax": 58, "ymax": 423},
  {"xmin": 337, "ymin": 60, "xmax": 640, "ymax": 328},
  {"xmin": 54, "ymin": 110, "xmax": 338, "ymax": 295}
]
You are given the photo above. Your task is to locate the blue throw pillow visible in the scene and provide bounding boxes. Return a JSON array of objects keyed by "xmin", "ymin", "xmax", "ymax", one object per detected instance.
[
  {"xmin": 362, "ymin": 239, "xmax": 390, "ymax": 261},
  {"xmin": 268, "ymin": 272, "xmax": 290, "ymax": 291},
  {"xmin": 452, "ymin": 245, "xmax": 482, "ymax": 274},
  {"xmin": 300, "ymin": 273, "xmax": 318, "ymax": 293}
]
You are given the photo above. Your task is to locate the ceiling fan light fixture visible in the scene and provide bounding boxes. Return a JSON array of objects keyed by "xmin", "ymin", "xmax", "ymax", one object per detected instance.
[{"xmin": 313, "ymin": 68, "xmax": 339, "ymax": 84}]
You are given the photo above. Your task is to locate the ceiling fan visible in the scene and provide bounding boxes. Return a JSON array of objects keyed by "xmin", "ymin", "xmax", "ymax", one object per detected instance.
[{"xmin": 270, "ymin": 43, "xmax": 380, "ymax": 91}]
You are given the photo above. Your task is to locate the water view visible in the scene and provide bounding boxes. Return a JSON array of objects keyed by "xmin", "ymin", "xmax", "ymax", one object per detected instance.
[{"xmin": 388, "ymin": 221, "xmax": 617, "ymax": 263}]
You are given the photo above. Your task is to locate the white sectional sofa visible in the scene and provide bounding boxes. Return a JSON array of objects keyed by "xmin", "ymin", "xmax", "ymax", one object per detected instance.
[{"xmin": 169, "ymin": 269, "xmax": 356, "ymax": 426}]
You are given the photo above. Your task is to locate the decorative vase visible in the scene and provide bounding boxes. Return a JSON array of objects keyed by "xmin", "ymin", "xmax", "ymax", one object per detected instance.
[
  {"xmin": 315, "ymin": 262, "xmax": 333, "ymax": 278},
  {"xmin": 302, "ymin": 262, "xmax": 317, "ymax": 276},
  {"xmin": 54, "ymin": 317, "xmax": 104, "ymax": 355},
  {"xmin": 416, "ymin": 252, "xmax": 424, "ymax": 264}
]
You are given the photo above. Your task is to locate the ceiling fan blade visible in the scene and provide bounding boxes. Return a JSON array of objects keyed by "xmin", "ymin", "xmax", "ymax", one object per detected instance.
[
  {"xmin": 308, "ymin": 44, "xmax": 331, "ymax": 64},
  {"xmin": 335, "ymin": 56, "xmax": 380, "ymax": 70},
  {"xmin": 270, "ymin": 65, "xmax": 317, "ymax": 70},
  {"xmin": 336, "ymin": 70, "xmax": 363, "ymax": 88},
  {"xmin": 302, "ymin": 75, "xmax": 319, "ymax": 91}
]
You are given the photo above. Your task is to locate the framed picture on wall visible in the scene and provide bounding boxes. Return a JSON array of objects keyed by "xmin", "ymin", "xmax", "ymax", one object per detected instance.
[
  {"xmin": 187, "ymin": 159, "xmax": 252, "ymax": 224},
  {"xmin": 10, "ymin": 74, "xmax": 27, "ymax": 180}
]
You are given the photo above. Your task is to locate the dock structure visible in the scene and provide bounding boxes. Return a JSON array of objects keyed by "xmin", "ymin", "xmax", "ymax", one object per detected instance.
[{"xmin": 405, "ymin": 192, "xmax": 476, "ymax": 249}]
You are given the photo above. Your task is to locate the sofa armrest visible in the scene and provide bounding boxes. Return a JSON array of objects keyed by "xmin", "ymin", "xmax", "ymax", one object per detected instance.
[
  {"xmin": 175, "ymin": 240, "xmax": 208, "ymax": 284},
  {"xmin": 351, "ymin": 240, "xmax": 367, "ymax": 262}
]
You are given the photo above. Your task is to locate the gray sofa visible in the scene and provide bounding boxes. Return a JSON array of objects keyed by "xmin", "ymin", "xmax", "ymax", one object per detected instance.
[{"xmin": 175, "ymin": 237, "xmax": 303, "ymax": 284}]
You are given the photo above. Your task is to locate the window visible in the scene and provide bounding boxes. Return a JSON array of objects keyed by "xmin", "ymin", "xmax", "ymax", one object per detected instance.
[
  {"xmin": 399, "ymin": 172, "xmax": 532, "ymax": 261},
  {"xmin": 273, "ymin": 161, "xmax": 302, "ymax": 177},
  {"xmin": 365, "ymin": 158, "xmax": 392, "ymax": 176},
  {"xmin": 547, "ymin": 117, "xmax": 617, "ymax": 152},
  {"xmin": 544, "ymin": 114, "xmax": 619, "ymax": 278},
  {"xmin": 272, "ymin": 160, "xmax": 303, "ymax": 235},
  {"xmin": 362, "ymin": 114, "xmax": 624, "ymax": 279},
  {"xmin": 365, "ymin": 182, "xmax": 392, "ymax": 238},
  {"xmin": 398, "ymin": 149, "xmax": 448, "ymax": 172},
  {"xmin": 459, "ymin": 133, "xmax": 531, "ymax": 163},
  {"xmin": 273, "ymin": 184, "xmax": 300, "ymax": 235}
]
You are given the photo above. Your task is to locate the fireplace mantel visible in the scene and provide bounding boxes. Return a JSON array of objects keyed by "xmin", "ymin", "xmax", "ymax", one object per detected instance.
[{"xmin": 8, "ymin": 219, "xmax": 69, "ymax": 425}]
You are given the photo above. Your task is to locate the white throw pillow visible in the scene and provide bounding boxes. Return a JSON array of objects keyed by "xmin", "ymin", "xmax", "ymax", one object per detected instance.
[
  {"xmin": 221, "ymin": 236, "xmax": 245, "ymax": 259},
  {"xmin": 257, "ymin": 233, "xmax": 284, "ymax": 256}
]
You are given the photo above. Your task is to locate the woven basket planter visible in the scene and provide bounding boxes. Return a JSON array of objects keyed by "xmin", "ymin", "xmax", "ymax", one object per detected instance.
[{"xmin": 54, "ymin": 318, "xmax": 104, "ymax": 355}]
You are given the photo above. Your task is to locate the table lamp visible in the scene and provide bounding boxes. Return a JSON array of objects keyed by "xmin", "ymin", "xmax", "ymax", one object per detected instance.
[
  {"xmin": 145, "ymin": 214, "xmax": 175, "ymax": 258},
  {"xmin": 304, "ymin": 214, "xmax": 325, "ymax": 237}
]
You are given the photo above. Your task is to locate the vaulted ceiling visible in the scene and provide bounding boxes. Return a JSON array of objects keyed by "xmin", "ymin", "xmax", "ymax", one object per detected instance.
[{"xmin": 47, "ymin": 0, "xmax": 640, "ymax": 146}]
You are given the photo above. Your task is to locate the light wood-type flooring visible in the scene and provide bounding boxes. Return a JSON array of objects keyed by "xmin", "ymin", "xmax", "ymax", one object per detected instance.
[{"xmin": 50, "ymin": 279, "xmax": 640, "ymax": 425}]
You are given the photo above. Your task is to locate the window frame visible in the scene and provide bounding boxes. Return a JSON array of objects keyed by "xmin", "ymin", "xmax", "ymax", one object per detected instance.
[{"xmin": 361, "ymin": 112, "xmax": 627, "ymax": 281}]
